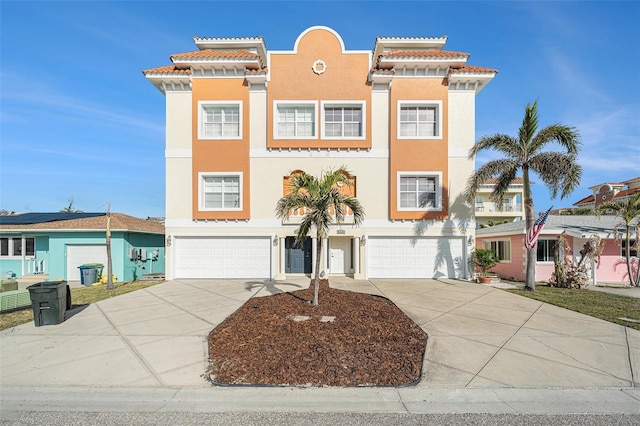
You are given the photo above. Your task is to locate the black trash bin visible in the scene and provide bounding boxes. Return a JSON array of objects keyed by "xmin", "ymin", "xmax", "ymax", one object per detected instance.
[{"xmin": 27, "ymin": 281, "xmax": 68, "ymax": 327}]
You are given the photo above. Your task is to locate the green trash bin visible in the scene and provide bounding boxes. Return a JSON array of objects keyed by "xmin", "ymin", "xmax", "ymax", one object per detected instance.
[{"xmin": 27, "ymin": 281, "xmax": 68, "ymax": 327}]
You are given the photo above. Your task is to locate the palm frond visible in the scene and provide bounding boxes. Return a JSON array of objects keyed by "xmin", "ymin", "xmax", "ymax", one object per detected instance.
[
  {"xmin": 518, "ymin": 100, "xmax": 539, "ymax": 148},
  {"xmin": 463, "ymin": 159, "xmax": 520, "ymax": 204},
  {"xmin": 530, "ymin": 124, "xmax": 581, "ymax": 156},
  {"xmin": 529, "ymin": 152, "xmax": 582, "ymax": 199},
  {"xmin": 468, "ymin": 134, "xmax": 520, "ymax": 159}
]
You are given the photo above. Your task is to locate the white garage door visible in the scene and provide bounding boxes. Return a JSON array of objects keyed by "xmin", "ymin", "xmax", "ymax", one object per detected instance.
[
  {"xmin": 174, "ymin": 237, "xmax": 271, "ymax": 279},
  {"xmin": 367, "ymin": 237, "xmax": 464, "ymax": 279},
  {"xmin": 66, "ymin": 245, "xmax": 108, "ymax": 281}
]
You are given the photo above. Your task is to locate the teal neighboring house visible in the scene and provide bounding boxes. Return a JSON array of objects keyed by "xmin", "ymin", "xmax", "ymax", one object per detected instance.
[{"xmin": 0, "ymin": 213, "xmax": 165, "ymax": 282}]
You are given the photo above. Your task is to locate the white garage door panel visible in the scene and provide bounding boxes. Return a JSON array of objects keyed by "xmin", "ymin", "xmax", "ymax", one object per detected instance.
[
  {"xmin": 175, "ymin": 237, "xmax": 271, "ymax": 279},
  {"xmin": 66, "ymin": 245, "xmax": 108, "ymax": 281},
  {"xmin": 368, "ymin": 237, "xmax": 464, "ymax": 279}
]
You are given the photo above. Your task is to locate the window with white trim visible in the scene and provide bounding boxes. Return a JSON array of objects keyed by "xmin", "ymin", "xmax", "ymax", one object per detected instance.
[
  {"xmin": 397, "ymin": 172, "xmax": 442, "ymax": 211},
  {"xmin": 483, "ymin": 240, "xmax": 511, "ymax": 262},
  {"xmin": 398, "ymin": 101, "xmax": 442, "ymax": 139},
  {"xmin": 199, "ymin": 173, "xmax": 242, "ymax": 211},
  {"xmin": 536, "ymin": 239, "xmax": 556, "ymax": 262},
  {"xmin": 275, "ymin": 102, "xmax": 316, "ymax": 138},
  {"xmin": 622, "ymin": 239, "xmax": 638, "ymax": 258},
  {"xmin": 198, "ymin": 101, "xmax": 242, "ymax": 139},
  {"xmin": 0, "ymin": 237, "xmax": 35, "ymax": 257},
  {"xmin": 322, "ymin": 102, "xmax": 365, "ymax": 139}
]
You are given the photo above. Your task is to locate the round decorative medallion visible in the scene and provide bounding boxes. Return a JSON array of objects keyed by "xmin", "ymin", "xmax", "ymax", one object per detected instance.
[
  {"xmin": 602, "ymin": 195, "xmax": 607, "ymax": 200},
  {"xmin": 312, "ymin": 59, "xmax": 326, "ymax": 75}
]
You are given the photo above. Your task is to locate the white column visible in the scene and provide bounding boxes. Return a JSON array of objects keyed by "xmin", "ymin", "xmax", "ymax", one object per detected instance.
[
  {"xmin": 21, "ymin": 236, "xmax": 26, "ymax": 276},
  {"xmin": 323, "ymin": 238, "xmax": 329, "ymax": 273},
  {"xmin": 279, "ymin": 237, "xmax": 285, "ymax": 275},
  {"xmin": 353, "ymin": 237, "xmax": 360, "ymax": 274},
  {"xmin": 311, "ymin": 237, "xmax": 317, "ymax": 274}
]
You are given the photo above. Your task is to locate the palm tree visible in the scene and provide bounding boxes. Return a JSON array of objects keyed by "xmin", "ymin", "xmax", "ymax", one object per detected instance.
[
  {"xmin": 60, "ymin": 198, "xmax": 82, "ymax": 213},
  {"xmin": 275, "ymin": 167, "xmax": 365, "ymax": 306},
  {"xmin": 464, "ymin": 100, "xmax": 582, "ymax": 291},
  {"xmin": 598, "ymin": 192, "xmax": 640, "ymax": 286}
]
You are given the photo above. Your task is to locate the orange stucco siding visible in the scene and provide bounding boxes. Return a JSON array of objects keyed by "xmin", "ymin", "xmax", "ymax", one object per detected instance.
[
  {"xmin": 267, "ymin": 29, "xmax": 371, "ymax": 150},
  {"xmin": 389, "ymin": 78, "xmax": 449, "ymax": 220},
  {"xmin": 192, "ymin": 78, "xmax": 251, "ymax": 220}
]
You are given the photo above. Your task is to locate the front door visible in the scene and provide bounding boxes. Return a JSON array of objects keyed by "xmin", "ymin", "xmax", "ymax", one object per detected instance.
[
  {"xmin": 329, "ymin": 238, "xmax": 351, "ymax": 274},
  {"xmin": 285, "ymin": 237, "xmax": 312, "ymax": 274}
]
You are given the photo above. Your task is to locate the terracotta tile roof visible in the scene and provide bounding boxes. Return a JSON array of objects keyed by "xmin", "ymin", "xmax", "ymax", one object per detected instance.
[
  {"xmin": 482, "ymin": 178, "xmax": 524, "ymax": 185},
  {"xmin": 614, "ymin": 187, "xmax": 640, "ymax": 198},
  {"xmin": 379, "ymin": 50, "xmax": 470, "ymax": 60},
  {"xmin": 450, "ymin": 65, "xmax": 498, "ymax": 74},
  {"xmin": 0, "ymin": 213, "xmax": 164, "ymax": 234},
  {"xmin": 170, "ymin": 50, "xmax": 261, "ymax": 61},
  {"xmin": 245, "ymin": 68, "xmax": 268, "ymax": 75},
  {"xmin": 573, "ymin": 195, "xmax": 595, "ymax": 205},
  {"xmin": 370, "ymin": 68, "xmax": 396, "ymax": 75},
  {"xmin": 142, "ymin": 65, "xmax": 191, "ymax": 76}
]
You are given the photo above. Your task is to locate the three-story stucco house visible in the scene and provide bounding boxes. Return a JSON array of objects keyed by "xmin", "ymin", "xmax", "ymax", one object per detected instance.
[
  {"xmin": 475, "ymin": 178, "xmax": 526, "ymax": 227},
  {"xmin": 143, "ymin": 26, "xmax": 496, "ymax": 281}
]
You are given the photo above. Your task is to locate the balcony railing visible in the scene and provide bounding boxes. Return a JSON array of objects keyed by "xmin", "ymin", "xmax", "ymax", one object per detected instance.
[
  {"xmin": 475, "ymin": 202, "xmax": 522, "ymax": 214},
  {"xmin": 26, "ymin": 258, "xmax": 46, "ymax": 275}
]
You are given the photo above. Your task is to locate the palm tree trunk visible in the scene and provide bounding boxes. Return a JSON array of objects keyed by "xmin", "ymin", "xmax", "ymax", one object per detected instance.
[
  {"xmin": 625, "ymin": 227, "xmax": 636, "ymax": 286},
  {"xmin": 313, "ymin": 229, "xmax": 322, "ymax": 306},
  {"xmin": 523, "ymin": 168, "xmax": 536, "ymax": 291}
]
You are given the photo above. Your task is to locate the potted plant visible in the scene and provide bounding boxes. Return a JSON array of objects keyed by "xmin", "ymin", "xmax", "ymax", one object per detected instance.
[{"xmin": 470, "ymin": 248, "xmax": 500, "ymax": 284}]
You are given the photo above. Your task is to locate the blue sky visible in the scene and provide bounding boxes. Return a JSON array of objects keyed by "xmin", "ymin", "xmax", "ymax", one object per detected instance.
[{"xmin": 1, "ymin": 1, "xmax": 638, "ymax": 218}]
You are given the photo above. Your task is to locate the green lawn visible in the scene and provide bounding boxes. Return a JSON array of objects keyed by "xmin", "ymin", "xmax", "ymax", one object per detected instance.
[
  {"xmin": 0, "ymin": 280, "xmax": 164, "ymax": 331},
  {"xmin": 509, "ymin": 285, "xmax": 640, "ymax": 331}
]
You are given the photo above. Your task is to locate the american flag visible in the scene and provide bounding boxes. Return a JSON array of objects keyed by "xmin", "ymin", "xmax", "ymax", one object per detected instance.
[{"xmin": 525, "ymin": 207, "xmax": 552, "ymax": 250}]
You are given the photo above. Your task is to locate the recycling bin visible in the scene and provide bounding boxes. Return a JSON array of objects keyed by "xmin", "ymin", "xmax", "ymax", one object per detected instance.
[
  {"xmin": 27, "ymin": 281, "xmax": 68, "ymax": 327},
  {"xmin": 78, "ymin": 265, "xmax": 98, "ymax": 286}
]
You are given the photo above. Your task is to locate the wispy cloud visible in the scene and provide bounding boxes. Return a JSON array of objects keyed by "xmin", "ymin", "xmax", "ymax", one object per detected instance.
[{"xmin": 1, "ymin": 74, "xmax": 164, "ymax": 136}]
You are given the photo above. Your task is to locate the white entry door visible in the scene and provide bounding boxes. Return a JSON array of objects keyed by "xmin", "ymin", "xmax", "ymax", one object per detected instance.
[{"xmin": 329, "ymin": 238, "xmax": 351, "ymax": 274}]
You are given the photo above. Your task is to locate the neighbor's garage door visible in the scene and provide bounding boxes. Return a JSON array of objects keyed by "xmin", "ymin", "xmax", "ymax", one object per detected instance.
[
  {"xmin": 66, "ymin": 245, "xmax": 108, "ymax": 281},
  {"xmin": 367, "ymin": 237, "xmax": 464, "ymax": 278},
  {"xmin": 174, "ymin": 237, "xmax": 271, "ymax": 279}
]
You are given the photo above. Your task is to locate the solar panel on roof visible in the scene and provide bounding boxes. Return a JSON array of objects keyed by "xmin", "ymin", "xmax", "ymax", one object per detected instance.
[{"xmin": 0, "ymin": 213, "xmax": 105, "ymax": 225}]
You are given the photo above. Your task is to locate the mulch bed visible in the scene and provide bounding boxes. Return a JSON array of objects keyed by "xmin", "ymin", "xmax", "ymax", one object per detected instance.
[{"xmin": 207, "ymin": 280, "xmax": 427, "ymax": 387}]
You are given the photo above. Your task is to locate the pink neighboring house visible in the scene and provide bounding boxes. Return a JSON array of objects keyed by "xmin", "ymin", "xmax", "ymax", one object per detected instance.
[{"xmin": 476, "ymin": 215, "xmax": 638, "ymax": 285}]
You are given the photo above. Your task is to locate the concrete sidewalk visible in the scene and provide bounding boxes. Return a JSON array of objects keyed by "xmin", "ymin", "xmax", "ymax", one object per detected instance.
[{"xmin": 1, "ymin": 277, "xmax": 639, "ymax": 416}]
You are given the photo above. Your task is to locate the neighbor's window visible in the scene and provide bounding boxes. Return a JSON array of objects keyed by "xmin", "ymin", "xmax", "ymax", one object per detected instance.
[
  {"xmin": 398, "ymin": 173, "xmax": 441, "ymax": 210},
  {"xmin": 536, "ymin": 239, "xmax": 556, "ymax": 262},
  {"xmin": 398, "ymin": 101, "xmax": 442, "ymax": 139},
  {"xmin": 483, "ymin": 240, "xmax": 511, "ymax": 262},
  {"xmin": 200, "ymin": 173, "xmax": 242, "ymax": 211},
  {"xmin": 622, "ymin": 239, "xmax": 638, "ymax": 258},
  {"xmin": 199, "ymin": 102, "xmax": 242, "ymax": 139},
  {"xmin": 322, "ymin": 102, "xmax": 365, "ymax": 139},
  {"xmin": 0, "ymin": 237, "xmax": 35, "ymax": 257},
  {"xmin": 275, "ymin": 103, "xmax": 316, "ymax": 138}
]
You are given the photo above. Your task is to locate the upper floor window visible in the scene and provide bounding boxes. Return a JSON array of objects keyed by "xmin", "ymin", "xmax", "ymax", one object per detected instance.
[
  {"xmin": 397, "ymin": 172, "xmax": 442, "ymax": 211},
  {"xmin": 398, "ymin": 101, "xmax": 442, "ymax": 139},
  {"xmin": 321, "ymin": 101, "xmax": 365, "ymax": 139},
  {"xmin": 622, "ymin": 239, "xmax": 638, "ymax": 258},
  {"xmin": 536, "ymin": 239, "xmax": 556, "ymax": 262},
  {"xmin": 199, "ymin": 101, "xmax": 242, "ymax": 140},
  {"xmin": 0, "ymin": 237, "xmax": 35, "ymax": 257},
  {"xmin": 483, "ymin": 240, "xmax": 511, "ymax": 262},
  {"xmin": 199, "ymin": 173, "xmax": 242, "ymax": 211},
  {"xmin": 274, "ymin": 102, "xmax": 317, "ymax": 139}
]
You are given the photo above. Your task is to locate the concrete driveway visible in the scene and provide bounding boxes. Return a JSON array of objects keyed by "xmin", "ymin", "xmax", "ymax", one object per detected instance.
[{"xmin": 1, "ymin": 277, "xmax": 639, "ymax": 415}]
